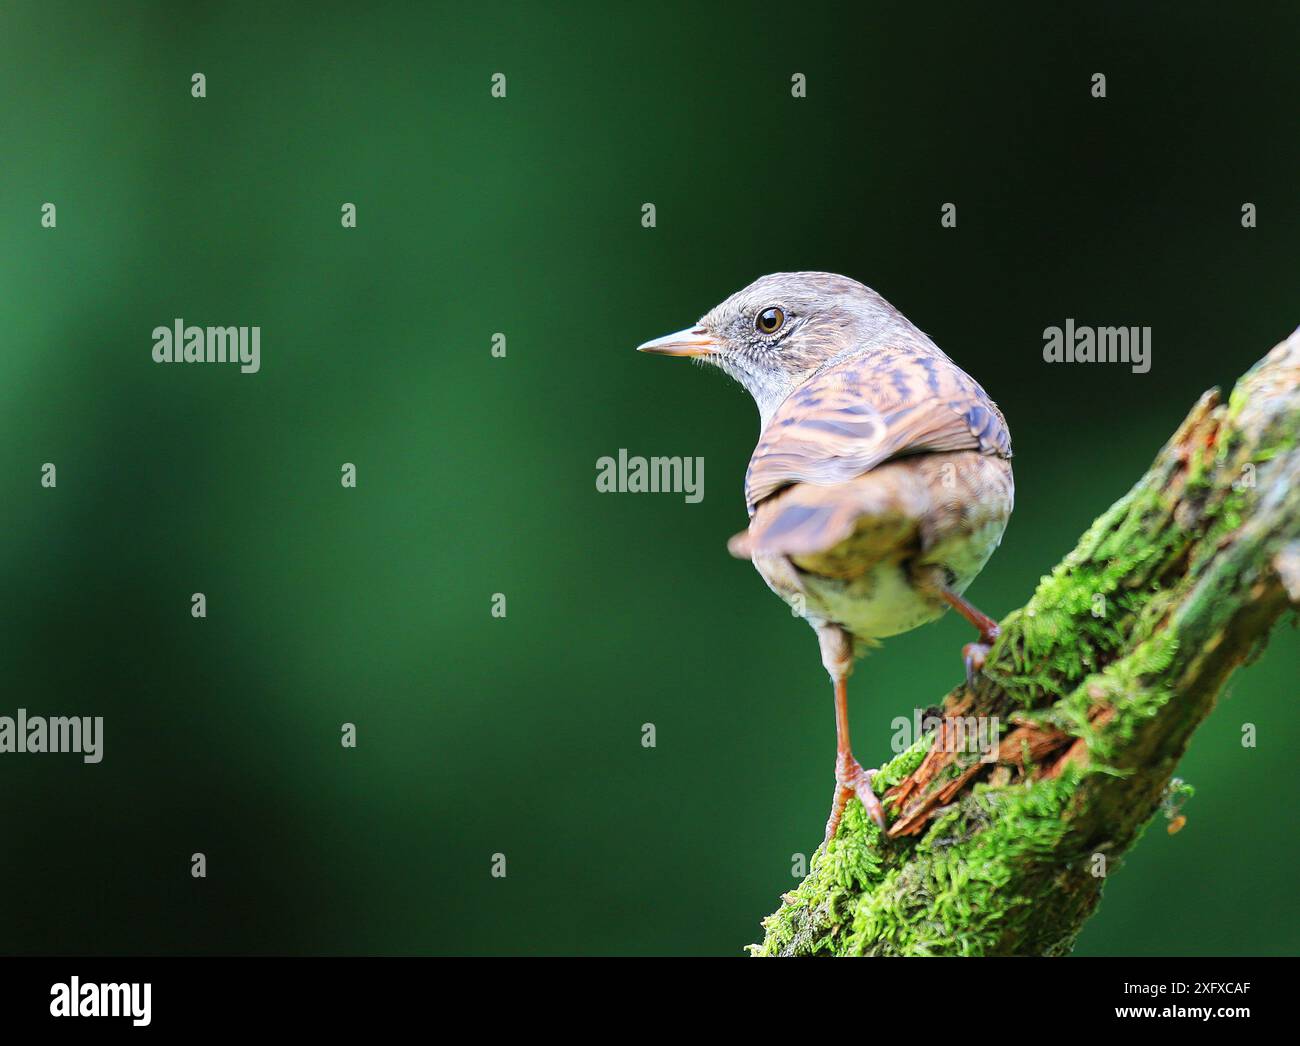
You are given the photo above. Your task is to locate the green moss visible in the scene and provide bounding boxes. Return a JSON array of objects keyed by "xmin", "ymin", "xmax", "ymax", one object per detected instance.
[
  {"xmin": 876, "ymin": 731, "xmax": 932, "ymax": 790},
  {"xmin": 753, "ymin": 768, "xmax": 1093, "ymax": 956},
  {"xmin": 987, "ymin": 477, "xmax": 1192, "ymax": 709}
]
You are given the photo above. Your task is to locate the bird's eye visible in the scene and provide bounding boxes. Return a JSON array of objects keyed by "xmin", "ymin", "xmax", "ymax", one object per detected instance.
[{"xmin": 755, "ymin": 306, "xmax": 785, "ymax": 335}]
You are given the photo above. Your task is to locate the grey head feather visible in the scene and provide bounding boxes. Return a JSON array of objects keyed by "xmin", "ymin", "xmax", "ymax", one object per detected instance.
[{"xmin": 694, "ymin": 272, "xmax": 940, "ymax": 429}]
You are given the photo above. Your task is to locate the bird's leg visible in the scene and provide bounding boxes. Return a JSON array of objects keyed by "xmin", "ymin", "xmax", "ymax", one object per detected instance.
[
  {"xmin": 939, "ymin": 587, "xmax": 1001, "ymax": 685},
  {"xmin": 818, "ymin": 626, "xmax": 885, "ymax": 845},
  {"xmin": 827, "ymin": 673, "xmax": 885, "ymax": 838}
]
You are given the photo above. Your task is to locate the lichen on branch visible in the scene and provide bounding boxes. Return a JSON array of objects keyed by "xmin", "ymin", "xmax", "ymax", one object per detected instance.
[{"xmin": 753, "ymin": 331, "xmax": 1300, "ymax": 957}]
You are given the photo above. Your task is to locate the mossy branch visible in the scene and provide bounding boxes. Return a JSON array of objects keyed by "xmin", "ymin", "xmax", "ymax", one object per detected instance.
[{"xmin": 753, "ymin": 331, "xmax": 1300, "ymax": 957}]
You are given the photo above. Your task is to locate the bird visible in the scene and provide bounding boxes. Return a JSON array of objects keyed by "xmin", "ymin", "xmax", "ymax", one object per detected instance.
[{"xmin": 637, "ymin": 272, "xmax": 1013, "ymax": 845}]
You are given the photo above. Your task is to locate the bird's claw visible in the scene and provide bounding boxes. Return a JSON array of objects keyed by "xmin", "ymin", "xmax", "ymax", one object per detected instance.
[
  {"xmin": 963, "ymin": 641, "xmax": 992, "ymax": 688},
  {"xmin": 824, "ymin": 756, "xmax": 886, "ymax": 844}
]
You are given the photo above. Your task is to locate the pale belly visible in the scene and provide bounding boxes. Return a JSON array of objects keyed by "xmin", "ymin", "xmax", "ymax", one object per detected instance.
[{"xmin": 797, "ymin": 515, "xmax": 1008, "ymax": 639}]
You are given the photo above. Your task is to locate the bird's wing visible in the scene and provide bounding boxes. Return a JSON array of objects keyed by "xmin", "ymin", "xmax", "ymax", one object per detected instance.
[
  {"xmin": 745, "ymin": 465, "xmax": 927, "ymax": 564},
  {"xmin": 743, "ymin": 350, "xmax": 1010, "ymax": 515},
  {"xmin": 743, "ymin": 450, "xmax": 1012, "ymax": 563}
]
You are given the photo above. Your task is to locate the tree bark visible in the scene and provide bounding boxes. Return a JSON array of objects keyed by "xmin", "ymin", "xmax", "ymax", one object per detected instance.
[{"xmin": 753, "ymin": 330, "xmax": 1300, "ymax": 957}]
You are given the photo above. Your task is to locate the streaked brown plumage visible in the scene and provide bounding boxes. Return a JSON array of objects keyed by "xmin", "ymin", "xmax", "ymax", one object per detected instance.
[{"xmin": 638, "ymin": 272, "xmax": 1013, "ymax": 844}]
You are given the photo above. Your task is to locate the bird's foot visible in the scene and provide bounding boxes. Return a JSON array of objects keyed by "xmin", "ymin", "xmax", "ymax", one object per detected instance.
[
  {"xmin": 939, "ymin": 587, "xmax": 1001, "ymax": 684},
  {"xmin": 962, "ymin": 641, "xmax": 992, "ymax": 687},
  {"xmin": 824, "ymin": 755, "xmax": 885, "ymax": 844}
]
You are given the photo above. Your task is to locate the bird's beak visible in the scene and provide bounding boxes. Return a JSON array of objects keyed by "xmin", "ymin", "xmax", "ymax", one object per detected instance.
[{"xmin": 636, "ymin": 326, "xmax": 717, "ymax": 358}]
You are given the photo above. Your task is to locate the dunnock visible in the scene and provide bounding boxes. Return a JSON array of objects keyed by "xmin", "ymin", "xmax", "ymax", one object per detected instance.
[{"xmin": 639, "ymin": 272, "xmax": 1013, "ymax": 842}]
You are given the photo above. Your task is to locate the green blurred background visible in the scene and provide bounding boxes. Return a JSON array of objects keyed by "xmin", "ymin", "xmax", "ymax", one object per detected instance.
[{"xmin": 1, "ymin": 2, "xmax": 1296, "ymax": 955}]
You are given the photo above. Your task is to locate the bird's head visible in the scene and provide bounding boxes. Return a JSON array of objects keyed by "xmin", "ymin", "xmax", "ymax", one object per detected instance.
[{"xmin": 637, "ymin": 272, "xmax": 906, "ymax": 427}]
